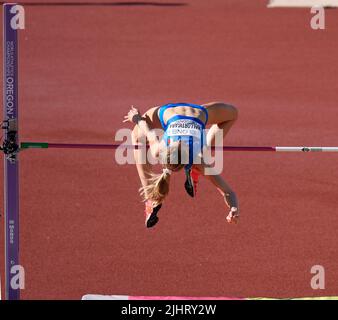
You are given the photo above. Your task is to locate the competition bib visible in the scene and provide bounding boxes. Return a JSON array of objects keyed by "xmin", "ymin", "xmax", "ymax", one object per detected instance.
[{"xmin": 166, "ymin": 119, "xmax": 202, "ymax": 138}]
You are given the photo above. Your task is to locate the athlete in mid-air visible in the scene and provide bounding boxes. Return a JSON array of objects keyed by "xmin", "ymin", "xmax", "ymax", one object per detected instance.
[{"xmin": 123, "ymin": 102, "xmax": 239, "ymax": 228}]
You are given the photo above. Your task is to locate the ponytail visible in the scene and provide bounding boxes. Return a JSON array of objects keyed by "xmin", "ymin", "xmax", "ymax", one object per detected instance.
[
  {"xmin": 140, "ymin": 169, "xmax": 171, "ymax": 206},
  {"xmin": 140, "ymin": 141, "xmax": 186, "ymax": 205}
]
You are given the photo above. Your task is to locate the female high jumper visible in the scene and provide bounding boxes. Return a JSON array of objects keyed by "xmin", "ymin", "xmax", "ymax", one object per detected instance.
[{"xmin": 123, "ymin": 102, "xmax": 239, "ymax": 228}]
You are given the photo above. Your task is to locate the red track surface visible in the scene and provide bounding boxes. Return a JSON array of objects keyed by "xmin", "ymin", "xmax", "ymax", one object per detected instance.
[{"xmin": 1, "ymin": 0, "xmax": 338, "ymax": 299}]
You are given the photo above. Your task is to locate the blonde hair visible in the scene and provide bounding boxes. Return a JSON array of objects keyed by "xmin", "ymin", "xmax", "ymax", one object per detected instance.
[{"xmin": 140, "ymin": 142, "xmax": 185, "ymax": 205}]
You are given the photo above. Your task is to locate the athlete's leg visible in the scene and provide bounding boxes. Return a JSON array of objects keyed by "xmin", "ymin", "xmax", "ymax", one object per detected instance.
[{"xmin": 202, "ymin": 102, "xmax": 238, "ymax": 146}]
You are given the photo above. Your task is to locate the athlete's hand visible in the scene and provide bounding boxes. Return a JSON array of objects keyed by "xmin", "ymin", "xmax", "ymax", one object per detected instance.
[
  {"xmin": 123, "ymin": 106, "xmax": 142, "ymax": 124},
  {"xmin": 226, "ymin": 207, "xmax": 239, "ymax": 224}
]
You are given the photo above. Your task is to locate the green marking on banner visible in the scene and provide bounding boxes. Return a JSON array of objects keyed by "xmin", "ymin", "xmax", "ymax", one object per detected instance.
[{"xmin": 20, "ymin": 142, "xmax": 49, "ymax": 149}]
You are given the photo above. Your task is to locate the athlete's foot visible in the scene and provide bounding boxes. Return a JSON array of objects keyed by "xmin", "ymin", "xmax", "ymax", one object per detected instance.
[
  {"xmin": 144, "ymin": 200, "xmax": 162, "ymax": 228},
  {"xmin": 184, "ymin": 168, "xmax": 200, "ymax": 198}
]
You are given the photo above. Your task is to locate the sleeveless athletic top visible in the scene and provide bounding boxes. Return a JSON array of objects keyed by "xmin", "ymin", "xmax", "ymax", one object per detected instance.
[{"xmin": 158, "ymin": 103, "xmax": 208, "ymax": 171}]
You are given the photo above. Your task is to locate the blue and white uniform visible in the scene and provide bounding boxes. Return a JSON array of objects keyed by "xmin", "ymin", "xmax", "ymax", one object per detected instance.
[{"xmin": 158, "ymin": 103, "xmax": 208, "ymax": 171}]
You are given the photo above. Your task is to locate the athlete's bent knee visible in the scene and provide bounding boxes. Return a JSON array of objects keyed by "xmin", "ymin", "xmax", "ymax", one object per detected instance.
[
  {"xmin": 221, "ymin": 103, "xmax": 238, "ymax": 121},
  {"xmin": 231, "ymin": 105, "xmax": 239, "ymax": 121}
]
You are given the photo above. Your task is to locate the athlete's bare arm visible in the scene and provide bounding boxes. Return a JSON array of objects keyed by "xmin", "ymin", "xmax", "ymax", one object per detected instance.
[
  {"xmin": 123, "ymin": 106, "xmax": 162, "ymax": 158},
  {"xmin": 194, "ymin": 162, "xmax": 240, "ymax": 224}
]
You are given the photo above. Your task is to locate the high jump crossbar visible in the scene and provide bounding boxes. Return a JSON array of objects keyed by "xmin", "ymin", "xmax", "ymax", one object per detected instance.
[{"xmin": 19, "ymin": 142, "xmax": 338, "ymax": 152}]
